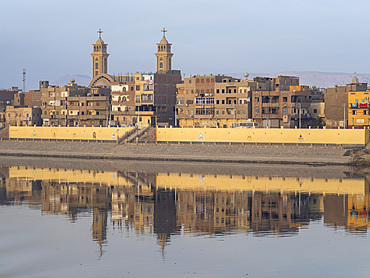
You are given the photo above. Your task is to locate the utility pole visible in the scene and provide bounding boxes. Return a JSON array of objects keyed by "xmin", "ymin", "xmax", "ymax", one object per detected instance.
[
  {"xmin": 343, "ymin": 102, "xmax": 346, "ymax": 129},
  {"xmin": 22, "ymin": 69, "xmax": 26, "ymax": 92},
  {"xmin": 299, "ymin": 100, "xmax": 302, "ymax": 129},
  {"xmin": 233, "ymin": 100, "xmax": 236, "ymax": 127}
]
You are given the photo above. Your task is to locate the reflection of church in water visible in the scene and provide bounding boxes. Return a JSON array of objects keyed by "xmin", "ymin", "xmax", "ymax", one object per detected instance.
[{"xmin": 1, "ymin": 165, "xmax": 370, "ymax": 255}]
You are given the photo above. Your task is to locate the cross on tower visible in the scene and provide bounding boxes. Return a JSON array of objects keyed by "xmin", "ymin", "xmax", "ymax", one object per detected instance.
[
  {"xmin": 161, "ymin": 28, "xmax": 167, "ymax": 37},
  {"xmin": 97, "ymin": 29, "xmax": 103, "ymax": 38}
]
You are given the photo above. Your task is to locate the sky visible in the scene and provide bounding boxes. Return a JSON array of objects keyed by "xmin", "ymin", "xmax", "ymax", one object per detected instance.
[{"xmin": 1, "ymin": 0, "xmax": 370, "ymax": 90}]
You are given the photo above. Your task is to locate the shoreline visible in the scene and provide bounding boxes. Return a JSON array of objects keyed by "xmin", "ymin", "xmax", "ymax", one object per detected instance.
[{"xmin": 0, "ymin": 140, "xmax": 359, "ymax": 167}]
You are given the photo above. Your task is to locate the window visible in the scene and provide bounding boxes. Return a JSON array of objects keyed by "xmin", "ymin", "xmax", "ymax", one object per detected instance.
[
  {"xmin": 217, "ymin": 89, "xmax": 219, "ymax": 94},
  {"xmin": 352, "ymin": 110, "xmax": 356, "ymax": 115},
  {"xmin": 206, "ymin": 108, "xmax": 214, "ymax": 115},
  {"xmin": 313, "ymin": 109, "xmax": 318, "ymax": 113},
  {"xmin": 222, "ymin": 100, "xmax": 225, "ymax": 104},
  {"xmin": 364, "ymin": 110, "xmax": 368, "ymax": 115},
  {"xmin": 222, "ymin": 89, "xmax": 225, "ymax": 94},
  {"xmin": 283, "ymin": 108, "xmax": 287, "ymax": 114},
  {"xmin": 283, "ymin": 97, "xmax": 287, "ymax": 102},
  {"xmin": 196, "ymin": 108, "xmax": 205, "ymax": 115},
  {"xmin": 206, "ymin": 98, "xmax": 214, "ymax": 105},
  {"xmin": 136, "ymin": 96, "xmax": 140, "ymax": 103},
  {"xmin": 216, "ymin": 100, "xmax": 219, "ymax": 104},
  {"xmin": 136, "ymin": 85, "xmax": 140, "ymax": 90},
  {"xmin": 196, "ymin": 98, "xmax": 205, "ymax": 105}
]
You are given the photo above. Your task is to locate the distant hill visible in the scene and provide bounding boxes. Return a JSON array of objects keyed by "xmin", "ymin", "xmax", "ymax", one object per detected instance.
[
  {"xmin": 52, "ymin": 75, "xmax": 91, "ymax": 87},
  {"xmin": 229, "ymin": 71, "xmax": 370, "ymax": 88},
  {"xmin": 53, "ymin": 72, "xmax": 370, "ymax": 89}
]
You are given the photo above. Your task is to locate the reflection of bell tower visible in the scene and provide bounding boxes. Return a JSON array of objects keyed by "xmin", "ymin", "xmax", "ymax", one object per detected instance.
[
  {"xmin": 92, "ymin": 207, "xmax": 108, "ymax": 258},
  {"xmin": 155, "ymin": 28, "xmax": 173, "ymax": 74},
  {"xmin": 91, "ymin": 29, "xmax": 109, "ymax": 79}
]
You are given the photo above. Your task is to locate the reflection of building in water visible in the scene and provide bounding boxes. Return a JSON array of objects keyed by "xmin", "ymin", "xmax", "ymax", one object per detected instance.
[
  {"xmin": 250, "ymin": 192, "xmax": 323, "ymax": 234},
  {"xmin": 154, "ymin": 189, "xmax": 179, "ymax": 251},
  {"xmin": 347, "ymin": 194, "xmax": 370, "ymax": 231},
  {"xmin": 176, "ymin": 191, "xmax": 250, "ymax": 235},
  {"xmin": 2, "ymin": 164, "xmax": 370, "ymax": 252}
]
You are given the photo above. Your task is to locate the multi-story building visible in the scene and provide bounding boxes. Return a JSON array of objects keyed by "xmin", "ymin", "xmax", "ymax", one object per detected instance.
[
  {"xmin": 110, "ymin": 81, "xmax": 136, "ymax": 126},
  {"xmin": 325, "ymin": 76, "xmax": 367, "ymax": 128},
  {"xmin": 5, "ymin": 105, "xmax": 42, "ymax": 126},
  {"xmin": 40, "ymin": 81, "xmax": 110, "ymax": 126},
  {"xmin": 24, "ymin": 90, "xmax": 42, "ymax": 108},
  {"xmin": 348, "ymin": 90, "xmax": 370, "ymax": 128},
  {"xmin": 176, "ymin": 75, "xmax": 315, "ymax": 128},
  {"xmin": 176, "ymin": 75, "xmax": 253, "ymax": 127},
  {"xmin": 252, "ymin": 85, "xmax": 312, "ymax": 128},
  {"xmin": 0, "ymin": 87, "xmax": 20, "ymax": 112}
]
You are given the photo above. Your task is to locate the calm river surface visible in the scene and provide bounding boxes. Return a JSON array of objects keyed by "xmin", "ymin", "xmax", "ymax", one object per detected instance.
[{"xmin": 0, "ymin": 158, "xmax": 370, "ymax": 277}]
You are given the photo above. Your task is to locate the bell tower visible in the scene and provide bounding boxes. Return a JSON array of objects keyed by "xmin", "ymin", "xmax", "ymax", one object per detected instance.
[
  {"xmin": 155, "ymin": 28, "xmax": 173, "ymax": 74},
  {"xmin": 91, "ymin": 29, "xmax": 109, "ymax": 79}
]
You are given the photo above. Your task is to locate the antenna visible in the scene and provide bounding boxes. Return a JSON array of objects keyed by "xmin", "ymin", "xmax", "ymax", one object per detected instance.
[{"xmin": 22, "ymin": 68, "xmax": 26, "ymax": 92}]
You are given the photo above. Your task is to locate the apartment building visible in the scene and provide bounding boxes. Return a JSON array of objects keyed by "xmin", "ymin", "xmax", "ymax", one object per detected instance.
[
  {"xmin": 176, "ymin": 75, "xmax": 252, "ymax": 127},
  {"xmin": 6, "ymin": 105, "xmax": 42, "ymax": 126},
  {"xmin": 348, "ymin": 90, "xmax": 370, "ymax": 128},
  {"xmin": 325, "ymin": 76, "xmax": 367, "ymax": 128},
  {"xmin": 40, "ymin": 81, "xmax": 110, "ymax": 126},
  {"xmin": 252, "ymin": 85, "xmax": 312, "ymax": 128},
  {"xmin": 110, "ymin": 81, "xmax": 136, "ymax": 126}
]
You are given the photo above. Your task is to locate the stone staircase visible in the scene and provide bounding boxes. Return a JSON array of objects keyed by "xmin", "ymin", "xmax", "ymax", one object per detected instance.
[
  {"xmin": 117, "ymin": 127, "xmax": 138, "ymax": 144},
  {"xmin": 0, "ymin": 126, "xmax": 9, "ymax": 139},
  {"xmin": 126, "ymin": 126, "xmax": 151, "ymax": 143},
  {"xmin": 138, "ymin": 127, "xmax": 156, "ymax": 143}
]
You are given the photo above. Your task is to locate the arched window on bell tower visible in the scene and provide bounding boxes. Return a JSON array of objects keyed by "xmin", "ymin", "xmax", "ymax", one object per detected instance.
[
  {"xmin": 91, "ymin": 29, "xmax": 110, "ymax": 78},
  {"xmin": 155, "ymin": 28, "xmax": 174, "ymax": 74}
]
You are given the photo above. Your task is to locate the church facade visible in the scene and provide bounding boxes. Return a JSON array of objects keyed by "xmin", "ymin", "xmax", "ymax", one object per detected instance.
[{"xmin": 89, "ymin": 29, "xmax": 181, "ymax": 127}]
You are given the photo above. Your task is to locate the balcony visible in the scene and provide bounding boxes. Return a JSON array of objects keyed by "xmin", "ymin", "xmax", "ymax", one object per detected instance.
[{"xmin": 360, "ymin": 103, "xmax": 368, "ymax": 108}]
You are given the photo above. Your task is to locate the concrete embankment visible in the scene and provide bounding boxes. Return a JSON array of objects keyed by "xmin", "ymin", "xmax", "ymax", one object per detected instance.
[{"xmin": 0, "ymin": 140, "xmax": 356, "ymax": 166}]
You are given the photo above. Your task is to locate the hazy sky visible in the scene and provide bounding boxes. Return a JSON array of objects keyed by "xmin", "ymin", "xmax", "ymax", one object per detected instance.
[{"xmin": 1, "ymin": 0, "xmax": 370, "ymax": 90}]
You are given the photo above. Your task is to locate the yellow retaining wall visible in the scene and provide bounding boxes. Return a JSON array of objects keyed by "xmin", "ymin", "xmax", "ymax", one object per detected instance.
[
  {"xmin": 9, "ymin": 126, "xmax": 134, "ymax": 141},
  {"xmin": 157, "ymin": 127, "xmax": 369, "ymax": 145}
]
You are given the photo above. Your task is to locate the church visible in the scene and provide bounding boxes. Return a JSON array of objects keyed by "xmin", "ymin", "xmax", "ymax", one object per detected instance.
[{"xmin": 89, "ymin": 29, "xmax": 182, "ymax": 127}]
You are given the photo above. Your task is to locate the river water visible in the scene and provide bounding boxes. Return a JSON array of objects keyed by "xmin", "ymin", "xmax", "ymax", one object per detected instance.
[{"xmin": 0, "ymin": 158, "xmax": 369, "ymax": 277}]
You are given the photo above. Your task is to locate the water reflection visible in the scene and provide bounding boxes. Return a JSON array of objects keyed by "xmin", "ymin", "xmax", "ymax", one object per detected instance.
[{"xmin": 0, "ymin": 164, "xmax": 369, "ymax": 255}]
